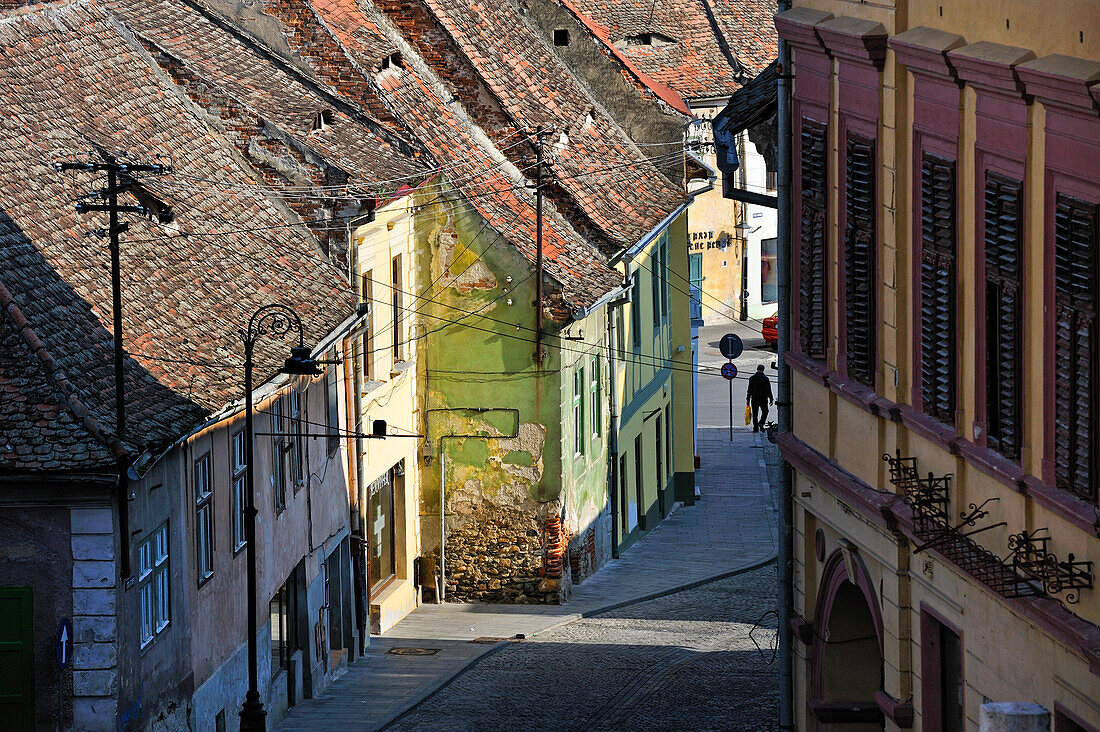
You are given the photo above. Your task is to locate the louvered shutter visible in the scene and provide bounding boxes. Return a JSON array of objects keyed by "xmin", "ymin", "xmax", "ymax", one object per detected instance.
[
  {"xmin": 799, "ymin": 119, "xmax": 827, "ymax": 360},
  {"xmin": 919, "ymin": 155, "xmax": 956, "ymax": 423},
  {"xmin": 844, "ymin": 133, "xmax": 876, "ymax": 388},
  {"xmin": 1053, "ymin": 194, "xmax": 1097, "ymax": 504},
  {"xmin": 983, "ymin": 172, "xmax": 1023, "ymax": 459}
]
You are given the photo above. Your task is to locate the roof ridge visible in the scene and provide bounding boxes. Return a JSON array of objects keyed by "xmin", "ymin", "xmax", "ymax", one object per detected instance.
[{"xmin": 0, "ymin": 277, "xmax": 124, "ymax": 461}]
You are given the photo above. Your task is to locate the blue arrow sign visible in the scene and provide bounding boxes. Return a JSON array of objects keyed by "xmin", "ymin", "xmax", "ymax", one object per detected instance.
[{"xmin": 56, "ymin": 618, "xmax": 73, "ymax": 670}]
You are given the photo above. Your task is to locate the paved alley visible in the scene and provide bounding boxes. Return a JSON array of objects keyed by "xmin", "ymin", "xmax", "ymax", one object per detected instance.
[
  {"xmin": 276, "ymin": 422, "xmax": 779, "ymax": 731},
  {"xmin": 390, "ymin": 564, "xmax": 779, "ymax": 732}
]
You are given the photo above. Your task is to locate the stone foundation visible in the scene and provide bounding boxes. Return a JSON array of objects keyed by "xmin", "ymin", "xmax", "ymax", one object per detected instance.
[{"xmin": 443, "ymin": 502, "xmax": 559, "ymax": 604}]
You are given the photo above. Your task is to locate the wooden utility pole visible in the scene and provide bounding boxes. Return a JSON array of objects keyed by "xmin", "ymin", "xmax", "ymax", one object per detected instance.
[
  {"xmin": 534, "ymin": 126, "xmax": 545, "ymax": 367},
  {"xmin": 56, "ymin": 155, "xmax": 172, "ymax": 580}
]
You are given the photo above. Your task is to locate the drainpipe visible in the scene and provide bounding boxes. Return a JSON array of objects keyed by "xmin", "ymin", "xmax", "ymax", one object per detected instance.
[{"xmin": 776, "ymin": 4, "xmax": 795, "ymax": 729}]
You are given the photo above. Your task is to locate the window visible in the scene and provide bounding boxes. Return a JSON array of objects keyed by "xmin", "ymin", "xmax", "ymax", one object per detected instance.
[
  {"xmin": 573, "ymin": 368, "xmax": 585, "ymax": 456},
  {"xmin": 919, "ymin": 154, "xmax": 957, "ymax": 424},
  {"xmin": 195, "ymin": 454, "xmax": 213, "ymax": 582},
  {"xmin": 138, "ymin": 523, "xmax": 170, "ymax": 647},
  {"xmin": 920, "ymin": 610, "xmax": 963, "ymax": 732},
  {"xmin": 1053, "ymin": 194, "xmax": 1098, "ymax": 504},
  {"xmin": 231, "ymin": 431, "xmax": 246, "ymax": 551},
  {"xmin": 270, "ymin": 581, "xmax": 290, "ymax": 674},
  {"xmin": 844, "ymin": 132, "xmax": 876, "ymax": 388},
  {"xmin": 325, "ymin": 354, "xmax": 340, "ymax": 456},
  {"xmin": 631, "ymin": 272, "xmax": 641, "ymax": 350},
  {"xmin": 553, "ymin": 28, "xmax": 569, "ymax": 46},
  {"xmin": 766, "ymin": 169, "xmax": 777, "ymax": 192},
  {"xmin": 616, "ymin": 304, "xmax": 626, "ymax": 356},
  {"xmin": 799, "ymin": 119, "xmax": 828, "ymax": 360},
  {"xmin": 761, "ymin": 237, "xmax": 778, "ymax": 304},
  {"xmin": 984, "ymin": 172, "xmax": 1023, "ymax": 459},
  {"xmin": 651, "ymin": 251, "xmax": 661, "ymax": 326},
  {"xmin": 392, "ymin": 255, "xmax": 403, "ymax": 363},
  {"xmin": 271, "ymin": 400, "xmax": 287, "ymax": 513},
  {"xmin": 660, "ymin": 240, "xmax": 669, "ymax": 318},
  {"xmin": 362, "ymin": 270, "xmax": 374, "ymax": 381},
  {"xmin": 589, "ymin": 358, "xmax": 600, "ymax": 438},
  {"xmin": 289, "ymin": 390, "xmax": 304, "ymax": 491}
]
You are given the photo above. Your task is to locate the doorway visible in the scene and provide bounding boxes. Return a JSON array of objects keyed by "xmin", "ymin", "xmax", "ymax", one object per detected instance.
[
  {"xmin": 810, "ymin": 551, "xmax": 885, "ymax": 731},
  {"xmin": 0, "ymin": 587, "xmax": 33, "ymax": 731}
]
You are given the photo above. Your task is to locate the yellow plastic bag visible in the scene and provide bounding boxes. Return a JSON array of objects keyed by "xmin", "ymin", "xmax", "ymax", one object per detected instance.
[{"xmin": 744, "ymin": 405, "xmax": 752, "ymax": 426}]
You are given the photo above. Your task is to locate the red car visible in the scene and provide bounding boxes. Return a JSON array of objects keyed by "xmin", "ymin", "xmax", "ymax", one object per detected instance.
[{"xmin": 762, "ymin": 314, "xmax": 778, "ymax": 345}]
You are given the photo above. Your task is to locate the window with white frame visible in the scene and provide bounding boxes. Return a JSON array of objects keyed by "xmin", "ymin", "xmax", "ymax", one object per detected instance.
[
  {"xmin": 590, "ymin": 357, "xmax": 600, "ymax": 438},
  {"xmin": 231, "ymin": 431, "xmax": 246, "ymax": 551},
  {"xmin": 289, "ymin": 390, "xmax": 304, "ymax": 490},
  {"xmin": 271, "ymin": 399, "xmax": 287, "ymax": 513},
  {"xmin": 138, "ymin": 523, "xmax": 170, "ymax": 647},
  {"xmin": 573, "ymin": 367, "xmax": 584, "ymax": 457},
  {"xmin": 195, "ymin": 454, "xmax": 214, "ymax": 582}
]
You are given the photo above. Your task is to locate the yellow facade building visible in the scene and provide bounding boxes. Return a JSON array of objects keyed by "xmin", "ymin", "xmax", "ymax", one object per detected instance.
[
  {"xmin": 349, "ymin": 195, "xmax": 424, "ymax": 634},
  {"xmin": 776, "ymin": 1, "xmax": 1100, "ymax": 729}
]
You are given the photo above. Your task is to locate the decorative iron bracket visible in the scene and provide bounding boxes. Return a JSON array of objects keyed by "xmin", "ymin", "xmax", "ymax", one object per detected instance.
[{"xmin": 1008, "ymin": 529, "xmax": 1094, "ymax": 604}]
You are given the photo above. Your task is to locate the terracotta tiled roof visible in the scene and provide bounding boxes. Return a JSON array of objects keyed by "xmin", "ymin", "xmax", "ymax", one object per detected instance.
[
  {"xmin": 568, "ymin": 0, "xmax": 778, "ymax": 101},
  {"xmin": 0, "ymin": 284, "xmax": 115, "ymax": 473},
  {"xmin": 557, "ymin": 0, "xmax": 692, "ymax": 115},
  {"xmin": 383, "ymin": 0, "xmax": 686, "ymax": 251},
  {"xmin": 0, "ymin": 1, "xmax": 356, "ymax": 453},
  {"xmin": 106, "ymin": 0, "xmax": 429, "ymax": 191},
  {"xmin": 258, "ymin": 0, "xmax": 623, "ymax": 307},
  {"xmin": 313, "ymin": 0, "xmax": 622, "ymax": 307}
]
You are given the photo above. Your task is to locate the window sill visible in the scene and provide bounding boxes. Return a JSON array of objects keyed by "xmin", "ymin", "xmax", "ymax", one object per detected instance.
[{"xmin": 197, "ymin": 571, "xmax": 214, "ymax": 589}]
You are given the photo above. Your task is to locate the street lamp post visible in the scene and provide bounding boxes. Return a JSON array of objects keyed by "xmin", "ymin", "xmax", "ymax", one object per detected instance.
[{"xmin": 240, "ymin": 303, "xmax": 319, "ymax": 732}]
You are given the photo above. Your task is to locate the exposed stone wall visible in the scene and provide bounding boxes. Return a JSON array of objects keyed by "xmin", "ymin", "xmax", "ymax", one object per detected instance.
[{"xmin": 443, "ymin": 499, "xmax": 560, "ymax": 604}]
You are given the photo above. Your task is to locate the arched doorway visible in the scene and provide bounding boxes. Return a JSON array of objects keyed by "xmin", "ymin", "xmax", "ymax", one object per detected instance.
[{"xmin": 809, "ymin": 549, "xmax": 885, "ymax": 731}]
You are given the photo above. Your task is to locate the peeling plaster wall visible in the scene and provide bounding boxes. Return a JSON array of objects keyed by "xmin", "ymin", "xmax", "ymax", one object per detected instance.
[{"xmin": 415, "ymin": 186, "xmax": 613, "ymax": 603}]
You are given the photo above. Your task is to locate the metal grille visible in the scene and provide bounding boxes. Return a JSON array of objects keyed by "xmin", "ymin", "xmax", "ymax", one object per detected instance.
[
  {"xmin": 983, "ymin": 172, "xmax": 1023, "ymax": 459},
  {"xmin": 844, "ymin": 133, "xmax": 876, "ymax": 388},
  {"xmin": 919, "ymin": 154, "xmax": 956, "ymax": 423},
  {"xmin": 799, "ymin": 118, "xmax": 828, "ymax": 360},
  {"xmin": 1054, "ymin": 194, "xmax": 1098, "ymax": 503}
]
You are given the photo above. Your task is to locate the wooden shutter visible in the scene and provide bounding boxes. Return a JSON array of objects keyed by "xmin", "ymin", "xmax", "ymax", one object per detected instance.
[
  {"xmin": 799, "ymin": 119, "xmax": 827, "ymax": 360},
  {"xmin": 920, "ymin": 155, "xmax": 956, "ymax": 423},
  {"xmin": 844, "ymin": 133, "xmax": 876, "ymax": 388},
  {"xmin": 983, "ymin": 172, "xmax": 1023, "ymax": 459},
  {"xmin": 1053, "ymin": 194, "xmax": 1098, "ymax": 503}
]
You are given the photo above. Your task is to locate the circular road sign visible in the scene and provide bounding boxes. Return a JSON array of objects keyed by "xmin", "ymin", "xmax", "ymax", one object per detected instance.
[
  {"xmin": 719, "ymin": 333, "xmax": 743, "ymax": 360},
  {"xmin": 721, "ymin": 362, "xmax": 738, "ymax": 381}
]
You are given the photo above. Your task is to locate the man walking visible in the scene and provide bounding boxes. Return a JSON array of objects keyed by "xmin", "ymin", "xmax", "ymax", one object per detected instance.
[{"xmin": 746, "ymin": 364, "xmax": 774, "ymax": 432}]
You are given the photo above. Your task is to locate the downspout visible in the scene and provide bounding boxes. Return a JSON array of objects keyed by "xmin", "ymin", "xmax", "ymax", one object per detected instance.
[{"xmin": 776, "ymin": 5, "xmax": 795, "ymax": 729}]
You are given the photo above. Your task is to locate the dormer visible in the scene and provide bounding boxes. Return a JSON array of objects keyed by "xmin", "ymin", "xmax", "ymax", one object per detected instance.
[{"xmin": 309, "ymin": 108, "xmax": 335, "ymax": 134}]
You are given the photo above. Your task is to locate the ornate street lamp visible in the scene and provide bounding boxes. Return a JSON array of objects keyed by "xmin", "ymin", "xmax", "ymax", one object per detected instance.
[{"xmin": 239, "ymin": 303, "xmax": 320, "ymax": 732}]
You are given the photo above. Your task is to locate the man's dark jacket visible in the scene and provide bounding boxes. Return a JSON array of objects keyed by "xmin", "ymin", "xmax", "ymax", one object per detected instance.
[{"xmin": 747, "ymin": 372, "xmax": 773, "ymax": 405}]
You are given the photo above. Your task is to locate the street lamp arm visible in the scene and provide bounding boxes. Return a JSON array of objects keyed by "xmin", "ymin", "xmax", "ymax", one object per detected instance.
[{"xmin": 245, "ymin": 303, "xmax": 306, "ymax": 351}]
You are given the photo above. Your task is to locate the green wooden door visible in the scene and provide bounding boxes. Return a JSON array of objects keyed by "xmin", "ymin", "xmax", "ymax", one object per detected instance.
[{"xmin": 0, "ymin": 587, "xmax": 34, "ymax": 731}]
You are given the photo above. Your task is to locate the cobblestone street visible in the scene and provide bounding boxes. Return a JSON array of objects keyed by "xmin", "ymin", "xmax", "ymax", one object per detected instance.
[{"xmin": 388, "ymin": 564, "xmax": 779, "ymax": 731}]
